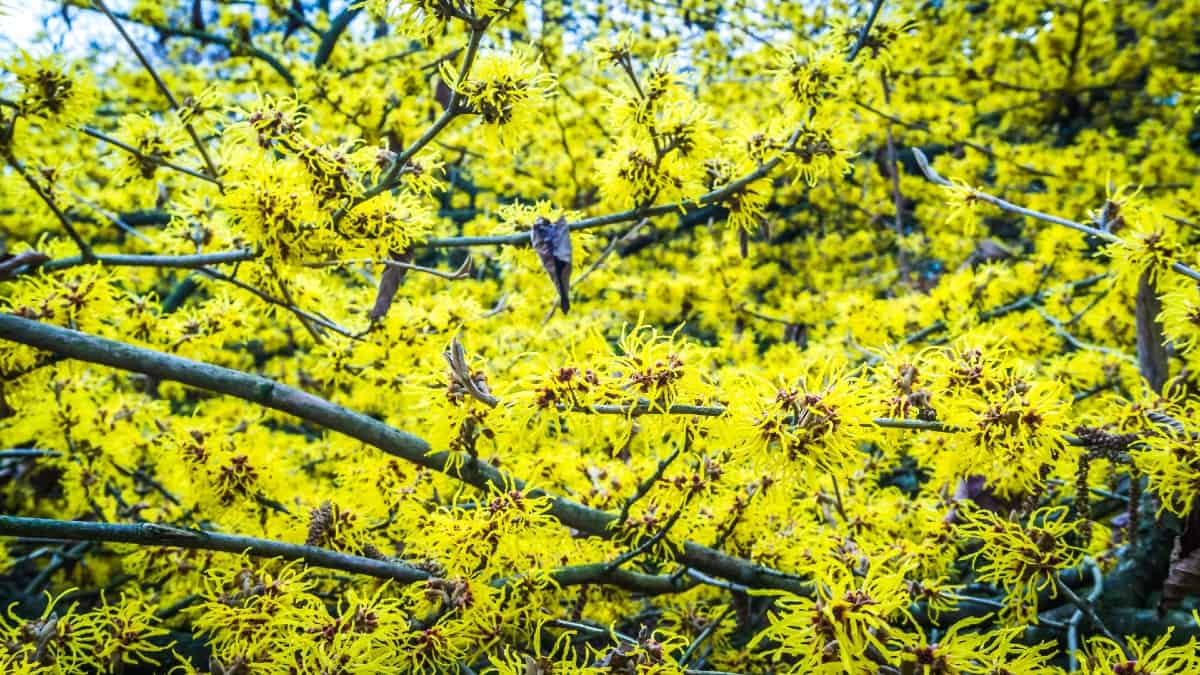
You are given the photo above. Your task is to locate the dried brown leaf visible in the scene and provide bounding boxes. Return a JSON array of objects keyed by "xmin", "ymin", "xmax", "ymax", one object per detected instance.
[
  {"xmin": 1160, "ymin": 504, "xmax": 1200, "ymax": 612},
  {"xmin": 0, "ymin": 250, "xmax": 50, "ymax": 279},
  {"xmin": 1135, "ymin": 269, "xmax": 1168, "ymax": 393},
  {"xmin": 368, "ymin": 250, "xmax": 413, "ymax": 321},
  {"xmin": 530, "ymin": 216, "xmax": 572, "ymax": 313}
]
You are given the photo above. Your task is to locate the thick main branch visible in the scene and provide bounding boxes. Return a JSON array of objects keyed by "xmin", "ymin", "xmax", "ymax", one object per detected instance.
[
  {"xmin": 0, "ymin": 515, "xmax": 430, "ymax": 583},
  {"xmin": 0, "ymin": 315, "xmax": 808, "ymax": 595}
]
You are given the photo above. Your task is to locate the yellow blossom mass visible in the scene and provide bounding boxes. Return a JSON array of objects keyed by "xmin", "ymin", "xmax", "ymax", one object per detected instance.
[{"xmin": 3, "ymin": 1, "xmax": 1200, "ymax": 674}]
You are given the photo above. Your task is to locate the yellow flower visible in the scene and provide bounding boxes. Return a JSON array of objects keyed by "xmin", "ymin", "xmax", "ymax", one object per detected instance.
[
  {"xmin": 1080, "ymin": 629, "xmax": 1200, "ymax": 674},
  {"xmin": 956, "ymin": 505, "xmax": 1083, "ymax": 619},
  {"xmin": 752, "ymin": 559, "xmax": 913, "ymax": 674},
  {"xmin": 6, "ymin": 51, "xmax": 97, "ymax": 129},
  {"xmin": 773, "ymin": 48, "xmax": 848, "ymax": 109},
  {"xmin": 110, "ymin": 113, "xmax": 189, "ymax": 184},
  {"xmin": 441, "ymin": 48, "xmax": 555, "ymax": 131}
]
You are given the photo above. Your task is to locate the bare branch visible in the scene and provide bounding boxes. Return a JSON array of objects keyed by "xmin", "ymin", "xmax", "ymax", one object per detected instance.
[
  {"xmin": 313, "ymin": 6, "xmax": 363, "ymax": 68},
  {"xmin": 39, "ymin": 249, "xmax": 258, "ymax": 273},
  {"xmin": 0, "ymin": 515, "xmax": 430, "ymax": 584},
  {"xmin": 350, "ymin": 27, "xmax": 487, "ymax": 212},
  {"xmin": 81, "ymin": 126, "xmax": 220, "ymax": 185},
  {"xmin": 305, "ymin": 256, "xmax": 474, "ymax": 281},
  {"xmin": 93, "ymin": 0, "xmax": 222, "ymax": 186},
  {"xmin": 0, "ymin": 315, "xmax": 811, "ymax": 595},
  {"xmin": 846, "ymin": 0, "xmax": 886, "ymax": 62},
  {"xmin": 912, "ymin": 148, "xmax": 1200, "ymax": 283},
  {"xmin": 421, "ymin": 126, "xmax": 807, "ymax": 250},
  {"xmin": 3, "ymin": 150, "xmax": 94, "ymax": 261}
]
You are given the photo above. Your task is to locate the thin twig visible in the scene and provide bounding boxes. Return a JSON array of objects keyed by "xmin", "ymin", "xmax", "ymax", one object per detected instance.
[
  {"xmin": 618, "ymin": 443, "xmax": 685, "ymax": 526},
  {"xmin": 546, "ymin": 619, "xmax": 637, "ymax": 645},
  {"xmin": 879, "ymin": 71, "xmax": 907, "ymax": 278},
  {"xmin": 80, "ymin": 126, "xmax": 220, "ymax": 185},
  {"xmin": 1036, "ymin": 306, "xmax": 1137, "ymax": 365},
  {"xmin": 0, "ymin": 515, "xmax": 430, "ymax": 583},
  {"xmin": 93, "ymin": 0, "xmax": 222, "ymax": 186},
  {"xmin": 0, "ymin": 314, "xmax": 812, "ymax": 596},
  {"xmin": 69, "ymin": 191, "xmax": 153, "ymax": 244},
  {"xmin": 679, "ymin": 605, "xmax": 736, "ymax": 667},
  {"xmin": 351, "ymin": 27, "xmax": 487, "ymax": 210},
  {"xmin": 23, "ymin": 542, "xmax": 91, "ymax": 598},
  {"xmin": 305, "ymin": 256, "xmax": 474, "ymax": 281},
  {"xmin": 603, "ymin": 504, "xmax": 689, "ymax": 573},
  {"xmin": 3, "ymin": 150, "xmax": 94, "ymax": 261},
  {"xmin": 75, "ymin": 5, "xmax": 295, "ymax": 85},
  {"xmin": 854, "ymin": 101, "xmax": 1058, "ymax": 178},
  {"xmin": 197, "ymin": 267, "xmax": 358, "ymax": 340},
  {"xmin": 912, "ymin": 148, "xmax": 1200, "ymax": 283},
  {"xmin": 685, "ymin": 568, "xmax": 752, "ymax": 594},
  {"xmin": 420, "ymin": 126, "xmax": 808, "ymax": 249},
  {"xmin": 846, "ymin": 0, "xmax": 886, "ymax": 62},
  {"xmin": 829, "ymin": 474, "xmax": 850, "ymax": 524},
  {"xmin": 1057, "ymin": 558, "xmax": 1129, "ymax": 661}
]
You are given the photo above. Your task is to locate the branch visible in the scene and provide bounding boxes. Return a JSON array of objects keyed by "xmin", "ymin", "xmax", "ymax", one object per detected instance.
[
  {"xmin": 81, "ymin": 126, "xmax": 220, "ymax": 185},
  {"xmin": 77, "ymin": 5, "xmax": 295, "ymax": 86},
  {"xmin": 846, "ymin": 0, "xmax": 886, "ymax": 62},
  {"xmin": 3, "ymin": 149, "xmax": 94, "ymax": 261},
  {"xmin": 685, "ymin": 568, "xmax": 752, "ymax": 594},
  {"xmin": 0, "ymin": 449, "xmax": 61, "ymax": 460},
  {"xmin": 618, "ymin": 445, "xmax": 684, "ymax": 526},
  {"xmin": 572, "ymin": 402, "xmax": 726, "ymax": 417},
  {"xmin": 351, "ymin": 27, "xmax": 487, "ymax": 211},
  {"xmin": 879, "ymin": 71, "xmax": 907, "ymax": 278},
  {"xmin": 1057, "ymin": 558, "xmax": 1131, "ymax": 661},
  {"xmin": 912, "ymin": 147, "xmax": 1200, "ymax": 283},
  {"xmin": 304, "ymin": 256, "xmax": 474, "ymax": 281},
  {"xmin": 0, "ymin": 515, "xmax": 430, "ymax": 583},
  {"xmin": 523, "ymin": 562, "xmax": 684, "ymax": 595},
  {"xmin": 196, "ymin": 267, "xmax": 358, "ymax": 340},
  {"xmin": 603, "ymin": 504, "xmax": 689, "ymax": 573},
  {"xmin": 897, "ymin": 273, "xmax": 1109, "ymax": 345},
  {"xmin": 39, "ymin": 249, "xmax": 257, "ymax": 273},
  {"xmin": 421, "ymin": 127, "xmax": 806, "ymax": 250},
  {"xmin": 69, "ymin": 191, "xmax": 154, "ymax": 245},
  {"xmin": 679, "ymin": 605, "xmax": 736, "ymax": 667},
  {"xmin": 313, "ymin": 6, "xmax": 363, "ymax": 67},
  {"xmin": 870, "ymin": 417, "xmax": 954, "ymax": 432},
  {"xmin": 1036, "ymin": 306, "xmax": 1137, "ymax": 365},
  {"xmin": 94, "ymin": 0, "xmax": 222, "ymax": 186},
  {"xmin": 546, "ymin": 619, "xmax": 636, "ymax": 645},
  {"xmin": 0, "ymin": 315, "xmax": 810, "ymax": 595},
  {"xmin": 853, "ymin": 101, "xmax": 1058, "ymax": 178}
]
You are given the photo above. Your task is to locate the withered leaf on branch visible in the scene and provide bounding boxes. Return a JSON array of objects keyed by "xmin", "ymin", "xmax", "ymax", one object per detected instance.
[
  {"xmin": 435, "ymin": 79, "xmax": 453, "ymax": 112},
  {"xmin": 949, "ymin": 475, "xmax": 1017, "ymax": 517},
  {"xmin": 1160, "ymin": 499, "xmax": 1200, "ymax": 613},
  {"xmin": 1135, "ymin": 269, "xmax": 1168, "ymax": 393},
  {"xmin": 443, "ymin": 334, "xmax": 499, "ymax": 407},
  {"xmin": 368, "ymin": 250, "xmax": 414, "ymax": 321},
  {"xmin": 530, "ymin": 215, "xmax": 573, "ymax": 313},
  {"xmin": 961, "ymin": 238, "xmax": 1014, "ymax": 269},
  {"xmin": 0, "ymin": 250, "xmax": 50, "ymax": 279}
]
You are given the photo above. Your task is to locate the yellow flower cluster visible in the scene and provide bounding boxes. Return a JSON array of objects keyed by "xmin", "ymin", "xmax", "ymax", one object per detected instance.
[{"xmin": 4, "ymin": 0, "xmax": 1200, "ymax": 673}]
